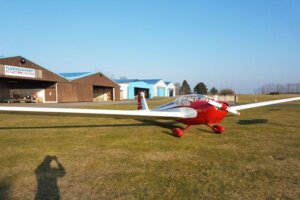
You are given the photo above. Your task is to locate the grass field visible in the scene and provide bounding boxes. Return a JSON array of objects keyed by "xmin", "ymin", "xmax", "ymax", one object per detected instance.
[{"xmin": 0, "ymin": 94, "xmax": 300, "ymax": 199}]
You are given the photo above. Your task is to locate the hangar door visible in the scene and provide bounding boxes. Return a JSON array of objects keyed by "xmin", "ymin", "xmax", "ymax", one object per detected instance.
[
  {"xmin": 157, "ymin": 87, "xmax": 165, "ymax": 97},
  {"xmin": 169, "ymin": 89, "xmax": 174, "ymax": 97},
  {"xmin": 134, "ymin": 87, "xmax": 149, "ymax": 98},
  {"xmin": 44, "ymin": 85, "xmax": 57, "ymax": 102},
  {"xmin": 0, "ymin": 78, "xmax": 57, "ymax": 103},
  {"xmin": 93, "ymin": 86, "xmax": 113, "ymax": 101}
]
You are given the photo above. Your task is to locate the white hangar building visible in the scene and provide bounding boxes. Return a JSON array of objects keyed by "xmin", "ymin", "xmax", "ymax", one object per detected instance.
[{"xmin": 165, "ymin": 82, "xmax": 176, "ymax": 97}]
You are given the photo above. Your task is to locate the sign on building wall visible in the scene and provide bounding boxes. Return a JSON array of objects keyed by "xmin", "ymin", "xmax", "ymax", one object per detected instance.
[{"xmin": 4, "ymin": 65, "xmax": 36, "ymax": 78}]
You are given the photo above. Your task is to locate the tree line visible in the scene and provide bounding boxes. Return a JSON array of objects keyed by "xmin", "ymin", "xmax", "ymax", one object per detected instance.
[
  {"xmin": 254, "ymin": 83, "xmax": 300, "ymax": 94},
  {"xmin": 175, "ymin": 80, "xmax": 235, "ymax": 96}
]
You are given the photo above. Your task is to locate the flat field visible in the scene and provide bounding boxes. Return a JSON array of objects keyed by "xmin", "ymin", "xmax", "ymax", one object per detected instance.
[{"xmin": 0, "ymin": 94, "xmax": 299, "ymax": 199}]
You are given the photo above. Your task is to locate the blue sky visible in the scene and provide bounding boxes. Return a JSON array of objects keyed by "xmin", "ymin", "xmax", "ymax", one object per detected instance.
[{"xmin": 1, "ymin": 0, "xmax": 299, "ymax": 93}]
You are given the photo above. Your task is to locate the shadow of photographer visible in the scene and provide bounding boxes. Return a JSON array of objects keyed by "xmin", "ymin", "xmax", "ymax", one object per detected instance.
[
  {"xmin": 35, "ymin": 155, "xmax": 66, "ymax": 200},
  {"xmin": 0, "ymin": 176, "xmax": 11, "ymax": 200}
]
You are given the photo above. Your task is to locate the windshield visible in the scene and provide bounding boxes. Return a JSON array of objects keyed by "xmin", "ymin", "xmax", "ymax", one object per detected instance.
[{"xmin": 175, "ymin": 94, "xmax": 208, "ymax": 106}]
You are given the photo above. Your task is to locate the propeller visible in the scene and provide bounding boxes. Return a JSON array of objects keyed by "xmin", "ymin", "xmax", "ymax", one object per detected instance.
[{"xmin": 207, "ymin": 99, "xmax": 240, "ymax": 115}]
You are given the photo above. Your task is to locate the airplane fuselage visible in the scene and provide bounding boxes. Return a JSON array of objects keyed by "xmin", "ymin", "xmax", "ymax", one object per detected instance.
[{"xmin": 177, "ymin": 101, "xmax": 227, "ymax": 125}]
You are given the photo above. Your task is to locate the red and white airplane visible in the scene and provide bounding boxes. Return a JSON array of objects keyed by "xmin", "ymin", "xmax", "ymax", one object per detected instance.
[{"xmin": 0, "ymin": 93, "xmax": 299, "ymax": 137}]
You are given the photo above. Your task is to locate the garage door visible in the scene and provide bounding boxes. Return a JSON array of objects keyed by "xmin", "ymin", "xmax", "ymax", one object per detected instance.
[
  {"xmin": 45, "ymin": 87, "xmax": 57, "ymax": 102},
  {"xmin": 93, "ymin": 87, "xmax": 113, "ymax": 101},
  {"xmin": 169, "ymin": 90, "xmax": 174, "ymax": 97},
  {"xmin": 134, "ymin": 87, "xmax": 150, "ymax": 98},
  {"xmin": 157, "ymin": 88, "xmax": 165, "ymax": 97},
  {"xmin": 0, "ymin": 78, "xmax": 56, "ymax": 103}
]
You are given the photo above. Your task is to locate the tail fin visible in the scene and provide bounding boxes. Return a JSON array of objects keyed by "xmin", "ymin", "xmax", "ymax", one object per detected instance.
[{"xmin": 137, "ymin": 92, "xmax": 149, "ymax": 111}]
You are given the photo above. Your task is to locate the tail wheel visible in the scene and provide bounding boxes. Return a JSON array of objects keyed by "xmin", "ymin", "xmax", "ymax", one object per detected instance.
[
  {"xmin": 212, "ymin": 125, "xmax": 225, "ymax": 134},
  {"xmin": 172, "ymin": 128, "xmax": 184, "ymax": 137}
]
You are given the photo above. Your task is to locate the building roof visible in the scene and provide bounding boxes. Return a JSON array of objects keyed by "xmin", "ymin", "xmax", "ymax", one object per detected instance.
[
  {"xmin": 115, "ymin": 79, "xmax": 168, "ymax": 86},
  {"xmin": 140, "ymin": 79, "xmax": 162, "ymax": 84},
  {"xmin": 165, "ymin": 81, "xmax": 171, "ymax": 85},
  {"xmin": 59, "ymin": 72, "xmax": 96, "ymax": 80},
  {"xmin": 0, "ymin": 56, "xmax": 70, "ymax": 82},
  {"xmin": 114, "ymin": 79, "xmax": 140, "ymax": 84}
]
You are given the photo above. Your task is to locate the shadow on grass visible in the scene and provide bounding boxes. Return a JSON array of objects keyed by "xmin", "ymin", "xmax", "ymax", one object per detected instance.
[
  {"xmin": 162, "ymin": 131, "xmax": 177, "ymax": 137},
  {"xmin": 197, "ymin": 127, "xmax": 216, "ymax": 134},
  {"xmin": 136, "ymin": 119, "xmax": 183, "ymax": 137},
  {"xmin": 237, "ymin": 119, "xmax": 300, "ymax": 128},
  {"xmin": 35, "ymin": 155, "xmax": 66, "ymax": 200},
  {"xmin": 0, "ymin": 124, "xmax": 142, "ymax": 130},
  {"xmin": 0, "ymin": 120, "xmax": 184, "ymax": 137},
  {"xmin": 0, "ymin": 119, "xmax": 227, "ymax": 136},
  {"xmin": 0, "ymin": 177, "xmax": 11, "ymax": 200},
  {"xmin": 0, "ymin": 120, "xmax": 182, "ymax": 132},
  {"xmin": 237, "ymin": 119, "xmax": 269, "ymax": 125},
  {"xmin": 135, "ymin": 119, "xmax": 182, "ymax": 129},
  {"xmin": 271, "ymin": 104, "xmax": 300, "ymax": 108}
]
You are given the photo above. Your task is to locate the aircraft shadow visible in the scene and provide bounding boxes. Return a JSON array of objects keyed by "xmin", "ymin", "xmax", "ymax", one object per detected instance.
[
  {"xmin": 237, "ymin": 119, "xmax": 300, "ymax": 128},
  {"xmin": 0, "ymin": 124, "xmax": 143, "ymax": 130},
  {"xmin": 0, "ymin": 119, "xmax": 182, "ymax": 132},
  {"xmin": 135, "ymin": 119, "xmax": 182, "ymax": 129},
  {"xmin": 237, "ymin": 119, "xmax": 269, "ymax": 125},
  {"xmin": 197, "ymin": 128, "xmax": 216, "ymax": 134}
]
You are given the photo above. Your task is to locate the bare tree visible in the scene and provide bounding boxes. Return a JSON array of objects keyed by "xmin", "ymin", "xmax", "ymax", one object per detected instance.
[
  {"xmin": 174, "ymin": 82, "xmax": 181, "ymax": 96},
  {"xmin": 256, "ymin": 83, "xmax": 300, "ymax": 94}
]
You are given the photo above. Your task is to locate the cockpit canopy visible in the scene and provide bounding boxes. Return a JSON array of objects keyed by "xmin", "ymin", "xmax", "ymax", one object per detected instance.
[{"xmin": 174, "ymin": 94, "xmax": 208, "ymax": 106}]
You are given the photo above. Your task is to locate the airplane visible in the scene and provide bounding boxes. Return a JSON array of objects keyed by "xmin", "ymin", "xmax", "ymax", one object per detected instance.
[{"xmin": 0, "ymin": 93, "xmax": 299, "ymax": 137}]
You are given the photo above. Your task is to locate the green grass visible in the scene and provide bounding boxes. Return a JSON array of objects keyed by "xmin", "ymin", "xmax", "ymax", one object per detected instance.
[{"xmin": 0, "ymin": 94, "xmax": 300, "ymax": 199}]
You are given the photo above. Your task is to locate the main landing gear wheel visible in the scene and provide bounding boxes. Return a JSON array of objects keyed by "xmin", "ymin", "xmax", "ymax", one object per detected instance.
[
  {"xmin": 172, "ymin": 128, "xmax": 184, "ymax": 137},
  {"xmin": 172, "ymin": 125, "xmax": 191, "ymax": 137},
  {"xmin": 206, "ymin": 124, "xmax": 225, "ymax": 134},
  {"xmin": 212, "ymin": 125, "xmax": 225, "ymax": 134}
]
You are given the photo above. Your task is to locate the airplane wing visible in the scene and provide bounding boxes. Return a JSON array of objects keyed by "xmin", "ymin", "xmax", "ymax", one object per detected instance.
[
  {"xmin": 0, "ymin": 106, "xmax": 197, "ymax": 120},
  {"xmin": 230, "ymin": 96, "xmax": 300, "ymax": 111}
]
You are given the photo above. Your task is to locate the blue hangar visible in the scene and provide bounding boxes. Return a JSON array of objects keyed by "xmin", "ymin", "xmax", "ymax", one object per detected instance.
[
  {"xmin": 115, "ymin": 79, "xmax": 154, "ymax": 100},
  {"xmin": 139, "ymin": 79, "xmax": 168, "ymax": 97}
]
